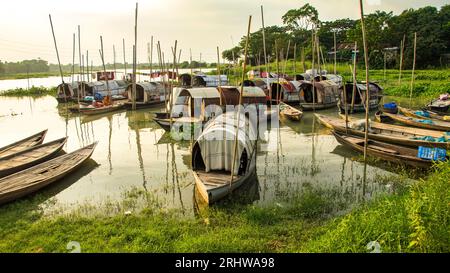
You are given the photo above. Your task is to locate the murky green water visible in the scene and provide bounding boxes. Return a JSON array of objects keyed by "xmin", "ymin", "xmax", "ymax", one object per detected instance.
[{"xmin": 0, "ymin": 95, "xmax": 422, "ymax": 214}]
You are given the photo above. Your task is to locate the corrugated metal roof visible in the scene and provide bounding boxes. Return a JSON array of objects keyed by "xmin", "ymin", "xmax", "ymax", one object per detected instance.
[
  {"xmin": 242, "ymin": 87, "xmax": 266, "ymax": 97},
  {"xmin": 186, "ymin": 88, "xmax": 221, "ymax": 99}
]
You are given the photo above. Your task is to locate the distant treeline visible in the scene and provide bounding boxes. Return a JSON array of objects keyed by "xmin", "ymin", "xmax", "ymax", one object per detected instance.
[
  {"xmin": 0, "ymin": 59, "xmax": 50, "ymax": 74},
  {"xmin": 222, "ymin": 4, "xmax": 450, "ymax": 69}
]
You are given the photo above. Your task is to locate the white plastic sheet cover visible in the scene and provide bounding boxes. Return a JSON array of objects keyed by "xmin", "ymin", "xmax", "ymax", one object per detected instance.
[{"xmin": 196, "ymin": 112, "xmax": 256, "ymax": 175}]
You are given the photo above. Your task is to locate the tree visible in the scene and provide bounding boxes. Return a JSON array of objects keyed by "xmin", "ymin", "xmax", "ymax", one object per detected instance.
[
  {"xmin": 222, "ymin": 46, "xmax": 242, "ymax": 63},
  {"xmin": 282, "ymin": 4, "xmax": 320, "ymax": 31}
]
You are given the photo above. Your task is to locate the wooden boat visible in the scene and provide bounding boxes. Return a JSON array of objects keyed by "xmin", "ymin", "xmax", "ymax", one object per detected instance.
[
  {"xmin": 374, "ymin": 111, "xmax": 393, "ymax": 123},
  {"xmin": 0, "ymin": 142, "xmax": 97, "ymax": 205},
  {"xmin": 153, "ymin": 116, "xmax": 203, "ymax": 132},
  {"xmin": 0, "ymin": 137, "xmax": 67, "ymax": 178},
  {"xmin": 192, "ymin": 112, "xmax": 257, "ymax": 204},
  {"xmin": 398, "ymin": 106, "xmax": 450, "ymax": 122},
  {"xmin": 332, "ymin": 131, "xmax": 446, "ymax": 168},
  {"xmin": 315, "ymin": 114, "xmax": 450, "ymax": 149},
  {"xmin": 279, "ymin": 102, "xmax": 303, "ymax": 121},
  {"xmin": 124, "ymin": 100, "xmax": 165, "ymax": 110},
  {"xmin": 380, "ymin": 111, "xmax": 450, "ymax": 131},
  {"xmin": 426, "ymin": 97, "xmax": 450, "ymax": 113},
  {"xmin": 79, "ymin": 103, "xmax": 125, "ymax": 116},
  {"xmin": 0, "ymin": 130, "xmax": 47, "ymax": 159}
]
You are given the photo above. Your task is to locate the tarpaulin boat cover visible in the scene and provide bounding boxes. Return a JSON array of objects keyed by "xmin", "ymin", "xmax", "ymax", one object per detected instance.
[{"xmin": 194, "ymin": 112, "xmax": 256, "ymax": 175}]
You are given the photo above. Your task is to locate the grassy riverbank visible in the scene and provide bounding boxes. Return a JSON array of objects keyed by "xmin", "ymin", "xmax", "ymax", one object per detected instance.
[
  {"xmin": 0, "ymin": 86, "xmax": 57, "ymax": 97},
  {"xmin": 0, "ymin": 161, "xmax": 447, "ymax": 253}
]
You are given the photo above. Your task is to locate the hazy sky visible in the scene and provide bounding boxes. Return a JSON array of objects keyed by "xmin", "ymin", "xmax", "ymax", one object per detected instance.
[{"xmin": 0, "ymin": 0, "xmax": 447, "ymax": 64}]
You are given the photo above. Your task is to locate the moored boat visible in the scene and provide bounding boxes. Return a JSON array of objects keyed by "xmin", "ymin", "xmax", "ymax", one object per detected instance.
[
  {"xmin": 398, "ymin": 106, "xmax": 450, "ymax": 122},
  {"xmin": 0, "ymin": 142, "xmax": 97, "ymax": 205},
  {"xmin": 279, "ymin": 102, "xmax": 303, "ymax": 121},
  {"xmin": 332, "ymin": 131, "xmax": 447, "ymax": 168},
  {"xmin": 0, "ymin": 130, "xmax": 47, "ymax": 159},
  {"xmin": 0, "ymin": 137, "xmax": 67, "ymax": 178},
  {"xmin": 192, "ymin": 112, "xmax": 257, "ymax": 204},
  {"xmin": 315, "ymin": 113, "xmax": 450, "ymax": 149},
  {"xmin": 380, "ymin": 111, "xmax": 450, "ymax": 131},
  {"xmin": 79, "ymin": 103, "xmax": 125, "ymax": 116}
]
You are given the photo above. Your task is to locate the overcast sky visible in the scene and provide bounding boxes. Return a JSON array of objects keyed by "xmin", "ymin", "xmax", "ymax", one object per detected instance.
[{"xmin": 0, "ymin": 0, "xmax": 447, "ymax": 64}]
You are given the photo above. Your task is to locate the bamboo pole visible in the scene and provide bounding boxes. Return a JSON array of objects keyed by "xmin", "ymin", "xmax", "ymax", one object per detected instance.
[
  {"xmin": 132, "ymin": 2, "xmax": 138, "ymax": 111},
  {"xmin": 275, "ymin": 41, "xmax": 280, "ymax": 103},
  {"xmin": 398, "ymin": 34, "xmax": 405, "ymax": 84},
  {"xmin": 409, "ymin": 32, "xmax": 417, "ymax": 107},
  {"xmin": 351, "ymin": 41, "xmax": 357, "ymax": 112},
  {"xmin": 189, "ymin": 48, "xmax": 193, "ymax": 83},
  {"xmin": 230, "ymin": 15, "xmax": 252, "ymax": 186},
  {"xmin": 316, "ymin": 35, "xmax": 321, "ymax": 81},
  {"xmin": 217, "ymin": 46, "xmax": 222, "ymax": 105},
  {"xmin": 86, "ymin": 50, "xmax": 89, "ymax": 83},
  {"xmin": 113, "ymin": 45, "xmax": 117, "ymax": 77},
  {"xmin": 99, "ymin": 36, "xmax": 111, "ymax": 100},
  {"xmin": 169, "ymin": 40, "xmax": 177, "ymax": 129},
  {"xmin": 334, "ymin": 31, "xmax": 337, "ymax": 75},
  {"xmin": 359, "ymin": 0, "xmax": 370, "ymax": 162},
  {"xmin": 77, "ymin": 25, "xmax": 83, "ymax": 97},
  {"xmin": 261, "ymin": 5, "xmax": 269, "ymax": 100},
  {"xmin": 283, "ymin": 40, "xmax": 290, "ymax": 76},
  {"xmin": 71, "ymin": 33, "xmax": 75, "ymax": 85},
  {"xmin": 123, "ymin": 38, "xmax": 127, "ymax": 78},
  {"xmin": 48, "ymin": 15, "xmax": 65, "ymax": 98},
  {"xmin": 177, "ymin": 49, "xmax": 181, "ymax": 77},
  {"xmin": 150, "ymin": 36, "xmax": 153, "ymax": 82},
  {"xmin": 293, "ymin": 43, "xmax": 297, "ymax": 76},
  {"xmin": 311, "ymin": 31, "xmax": 316, "ymax": 111}
]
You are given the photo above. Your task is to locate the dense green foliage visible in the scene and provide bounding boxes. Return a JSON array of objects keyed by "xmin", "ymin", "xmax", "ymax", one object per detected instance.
[
  {"xmin": 222, "ymin": 4, "xmax": 450, "ymax": 69},
  {"xmin": 0, "ymin": 161, "xmax": 447, "ymax": 253},
  {"xmin": 0, "ymin": 86, "xmax": 56, "ymax": 97},
  {"xmin": 0, "ymin": 59, "xmax": 50, "ymax": 75}
]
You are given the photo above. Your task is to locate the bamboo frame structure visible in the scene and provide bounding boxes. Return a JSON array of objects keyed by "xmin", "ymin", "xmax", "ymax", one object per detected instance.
[{"xmin": 359, "ymin": 0, "xmax": 370, "ymax": 161}]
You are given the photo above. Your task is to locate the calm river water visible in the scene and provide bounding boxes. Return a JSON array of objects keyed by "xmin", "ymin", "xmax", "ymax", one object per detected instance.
[{"xmin": 0, "ymin": 95, "xmax": 423, "ymax": 214}]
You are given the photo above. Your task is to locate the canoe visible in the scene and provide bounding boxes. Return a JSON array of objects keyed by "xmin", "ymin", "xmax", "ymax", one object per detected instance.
[
  {"xmin": 124, "ymin": 100, "xmax": 165, "ymax": 110},
  {"xmin": 153, "ymin": 116, "xmax": 203, "ymax": 132},
  {"xmin": 192, "ymin": 112, "xmax": 257, "ymax": 204},
  {"xmin": 0, "ymin": 137, "xmax": 67, "ymax": 178},
  {"xmin": 380, "ymin": 111, "xmax": 450, "ymax": 131},
  {"xmin": 300, "ymin": 102, "xmax": 336, "ymax": 111},
  {"xmin": 332, "ymin": 131, "xmax": 445, "ymax": 168},
  {"xmin": 315, "ymin": 113, "xmax": 450, "ymax": 149},
  {"xmin": 279, "ymin": 102, "xmax": 303, "ymax": 121},
  {"xmin": 79, "ymin": 103, "xmax": 125, "ymax": 116},
  {"xmin": 398, "ymin": 106, "xmax": 450, "ymax": 122},
  {"xmin": 0, "ymin": 130, "xmax": 47, "ymax": 159},
  {"xmin": 0, "ymin": 142, "xmax": 97, "ymax": 205}
]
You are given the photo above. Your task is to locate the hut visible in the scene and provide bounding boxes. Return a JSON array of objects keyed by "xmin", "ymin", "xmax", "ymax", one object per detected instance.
[
  {"xmin": 124, "ymin": 82, "xmax": 166, "ymax": 109},
  {"xmin": 338, "ymin": 82, "xmax": 383, "ymax": 113},
  {"xmin": 269, "ymin": 80, "xmax": 299, "ymax": 104},
  {"xmin": 192, "ymin": 75, "xmax": 228, "ymax": 87},
  {"xmin": 179, "ymin": 73, "xmax": 192, "ymax": 87},
  {"xmin": 55, "ymin": 82, "xmax": 76, "ymax": 103},
  {"xmin": 78, "ymin": 80, "xmax": 127, "ymax": 98},
  {"xmin": 299, "ymin": 80, "xmax": 339, "ymax": 110},
  {"xmin": 192, "ymin": 111, "xmax": 257, "ymax": 203}
]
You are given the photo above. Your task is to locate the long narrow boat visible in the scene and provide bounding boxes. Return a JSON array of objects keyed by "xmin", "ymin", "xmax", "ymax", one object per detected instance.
[
  {"xmin": 79, "ymin": 103, "xmax": 125, "ymax": 116},
  {"xmin": 0, "ymin": 142, "xmax": 97, "ymax": 205},
  {"xmin": 0, "ymin": 137, "xmax": 67, "ymax": 178},
  {"xmin": 279, "ymin": 102, "xmax": 303, "ymax": 121},
  {"xmin": 398, "ymin": 106, "xmax": 450, "ymax": 122},
  {"xmin": 153, "ymin": 116, "xmax": 203, "ymax": 132},
  {"xmin": 380, "ymin": 111, "xmax": 450, "ymax": 131},
  {"xmin": 332, "ymin": 131, "xmax": 446, "ymax": 168},
  {"xmin": 0, "ymin": 130, "xmax": 47, "ymax": 159},
  {"xmin": 315, "ymin": 114, "xmax": 450, "ymax": 149},
  {"xmin": 192, "ymin": 112, "xmax": 257, "ymax": 204}
]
